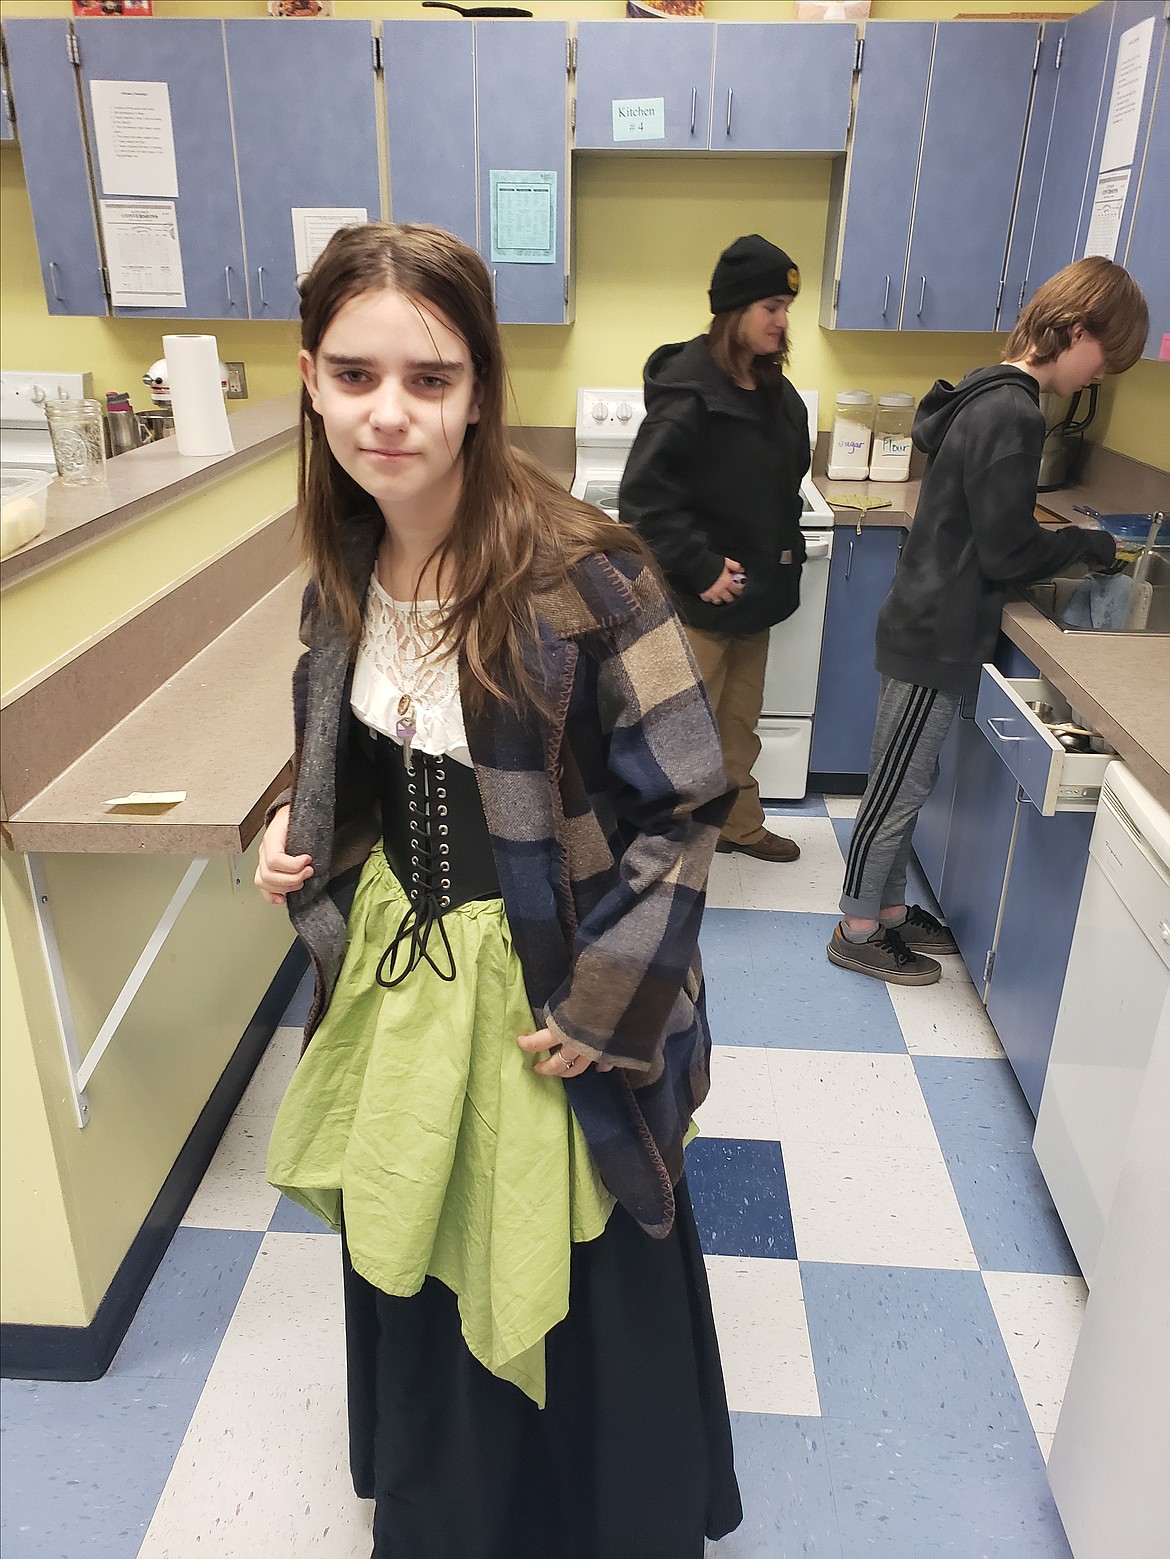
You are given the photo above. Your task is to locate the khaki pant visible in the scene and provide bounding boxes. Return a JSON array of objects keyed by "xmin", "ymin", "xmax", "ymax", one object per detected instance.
[{"xmin": 684, "ymin": 624, "xmax": 770, "ymax": 846}]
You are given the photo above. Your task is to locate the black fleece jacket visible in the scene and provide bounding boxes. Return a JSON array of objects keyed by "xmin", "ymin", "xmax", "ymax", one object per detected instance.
[
  {"xmin": 876, "ymin": 365, "xmax": 1115, "ymax": 695},
  {"xmin": 618, "ymin": 335, "xmax": 810, "ymax": 635}
]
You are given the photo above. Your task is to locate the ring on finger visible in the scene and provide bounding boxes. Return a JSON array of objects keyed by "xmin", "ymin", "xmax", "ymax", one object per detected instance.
[{"xmin": 559, "ymin": 1049, "xmax": 578, "ymax": 1071}]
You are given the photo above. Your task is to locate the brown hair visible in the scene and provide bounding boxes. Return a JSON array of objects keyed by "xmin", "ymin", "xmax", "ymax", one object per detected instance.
[
  {"xmin": 297, "ymin": 222, "xmax": 645, "ymax": 712},
  {"xmin": 1003, "ymin": 257, "xmax": 1149, "ymax": 375},
  {"xmin": 707, "ymin": 306, "xmax": 787, "ymax": 387}
]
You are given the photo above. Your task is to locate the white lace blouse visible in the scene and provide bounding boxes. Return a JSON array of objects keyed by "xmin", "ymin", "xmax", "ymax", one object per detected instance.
[{"xmin": 350, "ymin": 575, "xmax": 472, "ymax": 768}]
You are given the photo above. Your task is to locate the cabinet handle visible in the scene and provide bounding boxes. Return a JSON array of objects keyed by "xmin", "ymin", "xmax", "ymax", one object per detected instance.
[
  {"xmin": 917, "ymin": 275, "xmax": 926, "ymax": 318},
  {"xmin": 882, "ymin": 274, "xmax": 890, "ymax": 317},
  {"xmin": 257, "ymin": 265, "xmax": 267, "ymax": 308},
  {"xmin": 987, "ymin": 716, "xmax": 1022, "ymax": 742},
  {"xmin": 726, "ymin": 88, "xmax": 733, "ymax": 136},
  {"xmin": 225, "ymin": 265, "xmax": 235, "ymax": 307},
  {"xmin": 48, "ymin": 261, "xmax": 63, "ymax": 302},
  {"xmin": 690, "ymin": 86, "xmax": 697, "ymax": 135},
  {"xmin": 492, "ymin": 268, "xmax": 498, "ymax": 307},
  {"xmin": 845, "ymin": 538, "xmax": 854, "ymax": 580}
]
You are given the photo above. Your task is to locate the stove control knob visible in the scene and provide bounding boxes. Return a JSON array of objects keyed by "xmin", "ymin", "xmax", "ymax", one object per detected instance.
[
  {"xmin": 616, "ymin": 401, "xmax": 633, "ymax": 422},
  {"xmin": 30, "ymin": 384, "xmax": 47, "ymax": 405},
  {"xmin": 591, "ymin": 400, "xmax": 608, "ymax": 422}
]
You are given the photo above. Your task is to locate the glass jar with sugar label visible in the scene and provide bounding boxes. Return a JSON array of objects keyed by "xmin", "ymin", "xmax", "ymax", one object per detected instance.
[
  {"xmin": 868, "ymin": 393, "xmax": 916, "ymax": 482},
  {"xmin": 827, "ymin": 391, "xmax": 874, "ymax": 481}
]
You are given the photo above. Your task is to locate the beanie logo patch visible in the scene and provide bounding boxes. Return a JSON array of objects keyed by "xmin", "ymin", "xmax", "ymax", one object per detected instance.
[{"xmin": 788, "ymin": 267, "xmax": 801, "ymax": 295}]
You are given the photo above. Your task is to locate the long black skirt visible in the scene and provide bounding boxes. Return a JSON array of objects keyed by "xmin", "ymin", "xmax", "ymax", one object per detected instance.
[{"xmin": 342, "ymin": 1176, "xmax": 743, "ymax": 1559}]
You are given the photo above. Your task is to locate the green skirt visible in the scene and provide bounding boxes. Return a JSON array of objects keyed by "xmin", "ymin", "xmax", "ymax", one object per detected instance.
[{"xmin": 266, "ymin": 845, "xmax": 614, "ymax": 1407}]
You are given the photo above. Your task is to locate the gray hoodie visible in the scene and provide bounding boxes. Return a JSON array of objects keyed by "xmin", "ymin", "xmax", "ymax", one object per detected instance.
[{"xmin": 875, "ymin": 365, "xmax": 1114, "ymax": 694}]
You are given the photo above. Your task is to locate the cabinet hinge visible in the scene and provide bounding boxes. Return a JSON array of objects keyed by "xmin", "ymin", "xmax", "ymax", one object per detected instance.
[
  {"xmin": 1032, "ymin": 31, "xmax": 1042, "ymax": 75},
  {"xmin": 983, "ymin": 949, "xmax": 995, "ymax": 985},
  {"xmin": 372, "ymin": 34, "xmax": 383, "ymax": 72},
  {"xmin": 1019, "ymin": 280, "xmax": 1027, "ymax": 310},
  {"xmin": 1054, "ymin": 34, "xmax": 1065, "ymax": 70},
  {"xmin": 100, "ymin": 265, "xmax": 112, "ymax": 303},
  {"xmin": 833, "ymin": 278, "xmax": 840, "ymax": 310},
  {"xmin": 570, "ymin": 97, "xmax": 577, "ymax": 132},
  {"xmin": 67, "ymin": 30, "xmax": 81, "ymax": 67},
  {"xmin": 854, "ymin": 35, "xmax": 864, "ymax": 74},
  {"xmin": 995, "ymin": 277, "xmax": 1005, "ymax": 312},
  {"xmin": 567, "ymin": 34, "xmax": 577, "ymax": 74},
  {"xmin": 564, "ymin": 275, "xmax": 570, "ymax": 307}
]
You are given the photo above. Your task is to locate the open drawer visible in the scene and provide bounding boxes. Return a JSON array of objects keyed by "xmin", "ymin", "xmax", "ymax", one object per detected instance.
[{"xmin": 974, "ymin": 667, "xmax": 1114, "ymax": 815}]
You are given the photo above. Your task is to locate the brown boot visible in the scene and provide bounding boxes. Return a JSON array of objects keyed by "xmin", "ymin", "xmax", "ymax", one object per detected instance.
[{"xmin": 715, "ymin": 831, "xmax": 801, "ymax": 863}]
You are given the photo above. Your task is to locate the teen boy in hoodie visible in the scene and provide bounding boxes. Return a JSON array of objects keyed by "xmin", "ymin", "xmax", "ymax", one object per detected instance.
[{"xmin": 829, "ymin": 257, "xmax": 1149, "ymax": 987}]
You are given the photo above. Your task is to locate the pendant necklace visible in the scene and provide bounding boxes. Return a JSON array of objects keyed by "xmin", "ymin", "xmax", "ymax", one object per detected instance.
[{"xmin": 395, "ymin": 692, "xmax": 416, "ymax": 774}]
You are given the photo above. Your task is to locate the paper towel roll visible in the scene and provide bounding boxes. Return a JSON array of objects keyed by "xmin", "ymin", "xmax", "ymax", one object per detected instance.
[{"xmin": 162, "ymin": 334, "xmax": 234, "ymax": 458}]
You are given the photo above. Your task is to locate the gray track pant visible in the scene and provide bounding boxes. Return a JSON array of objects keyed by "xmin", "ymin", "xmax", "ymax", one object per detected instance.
[{"xmin": 839, "ymin": 676, "xmax": 962, "ymax": 920}]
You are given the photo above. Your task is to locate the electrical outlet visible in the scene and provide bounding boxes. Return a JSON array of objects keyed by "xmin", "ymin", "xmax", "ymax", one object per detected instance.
[{"xmin": 224, "ymin": 361, "xmax": 249, "ymax": 400}]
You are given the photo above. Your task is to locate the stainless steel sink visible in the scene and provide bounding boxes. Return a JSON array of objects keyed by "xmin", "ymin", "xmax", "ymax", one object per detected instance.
[{"xmin": 1026, "ymin": 553, "xmax": 1170, "ymax": 634}]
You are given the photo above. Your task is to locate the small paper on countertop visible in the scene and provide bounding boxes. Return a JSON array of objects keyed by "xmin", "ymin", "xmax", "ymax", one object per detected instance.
[
  {"xmin": 104, "ymin": 791, "xmax": 187, "ymax": 810},
  {"xmin": 830, "ymin": 494, "xmax": 892, "ymax": 513}
]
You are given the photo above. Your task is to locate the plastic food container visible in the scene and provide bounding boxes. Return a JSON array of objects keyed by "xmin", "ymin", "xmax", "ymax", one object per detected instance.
[
  {"xmin": 827, "ymin": 390, "xmax": 874, "ymax": 481},
  {"xmin": 868, "ymin": 392, "xmax": 915, "ymax": 482},
  {"xmin": 0, "ymin": 467, "xmax": 52, "ymax": 559}
]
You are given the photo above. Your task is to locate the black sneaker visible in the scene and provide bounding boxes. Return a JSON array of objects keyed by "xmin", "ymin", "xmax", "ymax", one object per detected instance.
[
  {"xmin": 892, "ymin": 904, "xmax": 959, "ymax": 955},
  {"xmin": 827, "ymin": 923, "xmax": 942, "ymax": 986}
]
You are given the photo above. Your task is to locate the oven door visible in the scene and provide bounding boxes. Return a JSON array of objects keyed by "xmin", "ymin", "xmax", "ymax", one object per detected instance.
[{"xmin": 760, "ymin": 529, "xmax": 832, "ymax": 717}]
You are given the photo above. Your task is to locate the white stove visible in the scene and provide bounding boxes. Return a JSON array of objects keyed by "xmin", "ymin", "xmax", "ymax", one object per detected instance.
[
  {"xmin": 570, "ymin": 384, "xmax": 835, "ymax": 800},
  {"xmin": 0, "ymin": 370, "xmax": 94, "ymax": 472}
]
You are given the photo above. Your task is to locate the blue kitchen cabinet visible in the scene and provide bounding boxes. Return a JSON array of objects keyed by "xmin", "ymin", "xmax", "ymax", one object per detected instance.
[
  {"xmin": 383, "ymin": 21, "xmax": 477, "ymax": 249},
  {"xmin": 911, "ymin": 701, "xmax": 963, "ymax": 901},
  {"xmin": 224, "ymin": 20, "xmax": 381, "ymax": 322},
  {"xmin": 74, "ymin": 19, "xmax": 246, "ymax": 320},
  {"xmin": 1124, "ymin": 25, "xmax": 1169, "ymax": 361},
  {"xmin": 475, "ymin": 21, "xmax": 569, "ymax": 326},
  {"xmin": 986, "ymin": 802, "xmax": 1094, "ymax": 1113},
  {"xmin": 3, "ymin": 20, "xmax": 108, "ymax": 317},
  {"xmin": 902, "ymin": 22, "xmax": 1039, "ymax": 333},
  {"xmin": 710, "ymin": 23, "xmax": 855, "ymax": 153},
  {"xmin": 1025, "ymin": 1, "xmax": 1118, "ymax": 309},
  {"xmin": 821, "ymin": 22, "xmax": 933, "ymax": 331},
  {"xmin": 938, "ymin": 708, "xmax": 1020, "ymax": 995},
  {"xmin": 999, "ymin": 22, "xmax": 1066, "ymax": 332},
  {"xmin": 810, "ymin": 525, "xmax": 905, "ymax": 778},
  {"xmin": 574, "ymin": 20, "xmax": 714, "ymax": 151}
]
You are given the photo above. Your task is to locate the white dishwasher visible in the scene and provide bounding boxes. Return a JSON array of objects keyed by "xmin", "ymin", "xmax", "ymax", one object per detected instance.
[{"xmin": 1033, "ymin": 761, "xmax": 1170, "ymax": 1283}]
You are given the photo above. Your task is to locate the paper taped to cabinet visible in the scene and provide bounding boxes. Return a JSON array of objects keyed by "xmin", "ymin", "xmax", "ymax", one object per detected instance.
[
  {"xmin": 292, "ymin": 208, "xmax": 369, "ymax": 279},
  {"xmin": 90, "ymin": 80, "xmax": 179, "ymax": 199},
  {"xmin": 99, "ymin": 200, "xmax": 187, "ymax": 308},
  {"xmin": 1083, "ymin": 169, "xmax": 1131, "ymax": 261},
  {"xmin": 490, "ymin": 171, "xmax": 556, "ymax": 265}
]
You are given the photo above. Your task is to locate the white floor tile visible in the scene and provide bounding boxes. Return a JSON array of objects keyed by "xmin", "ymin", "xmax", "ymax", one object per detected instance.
[
  {"xmin": 235, "ymin": 1026, "xmax": 304, "ymax": 1121},
  {"xmin": 783, "ymin": 1139, "xmax": 977, "ymax": 1270},
  {"xmin": 704, "ymin": 1255, "xmax": 821, "ymax": 1417},
  {"xmin": 734, "ymin": 819, "xmax": 846, "ymax": 915},
  {"xmin": 824, "ymin": 795, "xmax": 861, "ymax": 819},
  {"xmin": 212, "ymin": 1233, "xmax": 347, "ymax": 1385},
  {"xmin": 182, "ymin": 1113, "xmax": 280, "ymax": 1232},
  {"xmin": 697, "ymin": 1046, "xmax": 781, "ymax": 1141},
  {"xmin": 1036, "ymin": 1430, "xmax": 1055, "ymax": 1462},
  {"xmin": 887, "ymin": 960, "xmax": 1006, "ymax": 1059},
  {"xmin": 982, "ymin": 1271, "xmax": 1089, "ymax": 1437},
  {"xmin": 767, "ymin": 1049, "xmax": 942, "ymax": 1154}
]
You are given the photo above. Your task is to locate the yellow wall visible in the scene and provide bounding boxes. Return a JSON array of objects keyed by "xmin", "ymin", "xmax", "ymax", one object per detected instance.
[{"xmin": 3, "ymin": 0, "xmax": 1164, "ymax": 467}]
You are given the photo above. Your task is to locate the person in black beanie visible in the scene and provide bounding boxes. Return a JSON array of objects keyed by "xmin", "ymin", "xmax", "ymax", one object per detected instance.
[{"xmin": 620, "ymin": 234, "xmax": 810, "ymax": 864}]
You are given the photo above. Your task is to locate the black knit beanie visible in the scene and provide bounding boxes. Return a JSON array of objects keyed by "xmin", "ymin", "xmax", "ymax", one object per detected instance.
[{"xmin": 708, "ymin": 234, "xmax": 800, "ymax": 314}]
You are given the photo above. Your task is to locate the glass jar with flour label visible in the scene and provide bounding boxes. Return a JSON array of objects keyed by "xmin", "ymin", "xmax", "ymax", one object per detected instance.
[
  {"xmin": 827, "ymin": 391, "xmax": 874, "ymax": 481},
  {"xmin": 868, "ymin": 393, "xmax": 916, "ymax": 482}
]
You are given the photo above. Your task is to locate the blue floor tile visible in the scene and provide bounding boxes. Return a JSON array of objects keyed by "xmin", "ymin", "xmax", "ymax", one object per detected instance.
[
  {"xmin": 268, "ymin": 1194, "xmax": 338, "ymax": 1236},
  {"xmin": 685, "ymin": 1137, "xmax": 796, "ymax": 1259},
  {"xmin": 799, "ymin": 1263, "xmax": 1035, "ymax": 1436},
  {"xmin": 108, "ymin": 1227, "xmax": 262, "ymax": 1381},
  {"xmin": 830, "ymin": 818, "xmax": 942, "ymax": 917},
  {"xmin": 823, "ymin": 1421, "xmax": 1072, "ymax": 1557},
  {"xmin": 279, "ymin": 963, "xmax": 315, "ymax": 1027},
  {"xmin": 721, "ymin": 1414, "xmax": 842, "ymax": 1557},
  {"xmin": 914, "ymin": 1058, "xmax": 1080, "ymax": 1275},
  {"xmin": 1, "ymin": 1374, "xmax": 204, "ymax": 1559},
  {"xmin": 764, "ymin": 796, "xmax": 829, "ymax": 818},
  {"xmin": 701, "ymin": 909, "xmax": 907, "ymax": 1053}
]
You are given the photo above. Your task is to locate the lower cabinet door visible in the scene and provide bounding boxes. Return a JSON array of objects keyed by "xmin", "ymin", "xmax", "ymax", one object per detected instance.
[
  {"xmin": 912, "ymin": 702, "xmax": 962, "ymax": 899},
  {"xmin": 986, "ymin": 803, "xmax": 1093, "ymax": 1115}
]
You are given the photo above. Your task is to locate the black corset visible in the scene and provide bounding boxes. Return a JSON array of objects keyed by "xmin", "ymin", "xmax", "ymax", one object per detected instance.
[{"xmin": 367, "ymin": 728, "xmax": 500, "ymax": 988}]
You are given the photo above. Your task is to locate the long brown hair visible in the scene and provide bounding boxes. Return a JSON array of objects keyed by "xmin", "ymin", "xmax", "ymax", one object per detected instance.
[
  {"xmin": 1002, "ymin": 257, "xmax": 1149, "ymax": 375},
  {"xmin": 707, "ymin": 307, "xmax": 787, "ymax": 387},
  {"xmin": 297, "ymin": 221, "xmax": 645, "ymax": 711}
]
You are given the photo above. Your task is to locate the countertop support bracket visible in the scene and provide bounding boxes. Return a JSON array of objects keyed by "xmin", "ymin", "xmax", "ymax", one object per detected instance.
[{"xmin": 25, "ymin": 853, "xmax": 211, "ymax": 1128}]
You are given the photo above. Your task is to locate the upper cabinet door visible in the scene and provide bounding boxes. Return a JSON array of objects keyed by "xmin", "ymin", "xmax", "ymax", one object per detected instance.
[
  {"xmin": 828, "ymin": 22, "xmax": 933, "ymax": 331},
  {"xmin": 383, "ymin": 20, "xmax": 477, "ymax": 249},
  {"xmin": 225, "ymin": 20, "xmax": 381, "ymax": 322},
  {"xmin": 574, "ymin": 20, "xmax": 713, "ymax": 151},
  {"xmin": 74, "ymin": 19, "xmax": 246, "ymax": 320},
  {"xmin": 999, "ymin": 22, "xmax": 1065, "ymax": 333},
  {"xmin": 902, "ymin": 22, "xmax": 1038, "ymax": 332},
  {"xmin": 711, "ymin": 22, "xmax": 855, "ymax": 153},
  {"xmin": 475, "ymin": 20, "xmax": 569, "ymax": 325},
  {"xmin": 3, "ymin": 21, "xmax": 108, "ymax": 316},
  {"xmin": 1124, "ymin": 37, "xmax": 1168, "ymax": 361},
  {"xmin": 1026, "ymin": 1, "xmax": 1118, "ymax": 306}
]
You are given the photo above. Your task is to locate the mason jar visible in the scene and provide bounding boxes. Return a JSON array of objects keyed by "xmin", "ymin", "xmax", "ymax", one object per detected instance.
[{"xmin": 44, "ymin": 397, "xmax": 107, "ymax": 486}]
